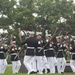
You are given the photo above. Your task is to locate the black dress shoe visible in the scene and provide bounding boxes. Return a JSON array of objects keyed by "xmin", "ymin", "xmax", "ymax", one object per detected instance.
[
  {"xmin": 42, "ymin": 69, "xmax": 45, "ymax": 73},
  {"xmin": 47, "ymin": 68, "xmax": 50, "ymax": 73},
  {"xmin": 30, "ymin": 71, "xmax": 35, "ymax": 74},
  {"xmin": 37, "ymin": 70, "xmax": 39, "ymax": 73},
  {"xmin": 34, "ymin": 71, "xmax": 37, "ymax": 74},
  {"xmin": 61, "ymin": 72, "xmax": 64, "ymax": 74}
]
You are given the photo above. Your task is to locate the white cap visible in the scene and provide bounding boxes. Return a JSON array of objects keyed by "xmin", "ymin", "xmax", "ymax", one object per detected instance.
[
  {"xmin": 28, "ymin": 31, "xmax": 35, "ymax": 34},
  {"xmin": 0, "ymin": 38, "xmax": 2, "ymax": 42},
  {"xmin": 46, "ymin": 34, "xmax": 51, "ymax": 37},
  {"xmin": 12, "ymin": 41, "xmax": 16, "ymax": 44},
  {"xmin": 64, "ymin": 36, "xmax": 69, "ymax": 39},
  {"xmin": 20, "ymin": 31, "xmax": 25, "ymax": 36},
  {"xmin": 74, "ymin": 40, "xmax": 75, "ymax": 42},
  {"xmin": 36, "ymin": 32, "xmax": 42, "ymax": 35},
  {"xmin": 5, "ymin": 44, "xmax": 7, "ymax": 47},
  {"xmin": 23, "ymin": 30, "xmax": 29, "ymax": 35},
  {"xmin": 56, "ymin": 36, "xmax": 62, "ymax": 39}
]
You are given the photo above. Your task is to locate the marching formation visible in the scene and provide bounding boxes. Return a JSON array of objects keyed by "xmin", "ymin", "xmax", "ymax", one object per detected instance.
[{"xmin": 0, "ymin": 27, "xmax": 75, "ymax": 74}]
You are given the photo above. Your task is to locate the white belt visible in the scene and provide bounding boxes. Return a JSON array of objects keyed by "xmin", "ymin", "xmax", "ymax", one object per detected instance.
[
  {"xmin": 37, "ymin": 47, "xmax": 43, "ymax": 49},
  {"xmin": 0, "ymin": 51, "xmax": 4, "ymax": 53},
  {"xmin": 49, "ymin": 48, "xmax": 54, "ymax": 50},
  {"xmin": 59, "ymin": 50, "xmax": 63, "ymax": 51},
  {"xmin": 11, "ymin": 53, "xmax": 17, "ymax": 55},
  {"xmin": 44, "ymin": 48, "xmax": 54, "ymax": 51},
  {"xmin": 72, "ymin": 53, "xmax": 75, "ymax": 54},
  {"xmin": 27, "ymin": 47, "xmax": 35, "ymax": 49}
]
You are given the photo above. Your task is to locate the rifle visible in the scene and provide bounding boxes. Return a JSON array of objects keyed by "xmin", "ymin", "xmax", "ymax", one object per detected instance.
[
  {"xmin": 14, "ymin": 47, "xmax": 23, "ymax": 59},
  {"xmin": 38, "ymin": 27, "xmax": 59, "ymax": 52},
  {"xmin": 0, "ymin": 34, "xmax": 8, "ymax": 45},
  {"xmin": 14, "ymin": 28, "xmax": 24, "ymax": 59}
]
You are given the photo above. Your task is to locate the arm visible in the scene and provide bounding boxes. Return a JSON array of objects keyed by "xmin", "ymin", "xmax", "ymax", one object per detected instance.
[
  {"xmin": 20, "ymin": 38, "xmax": 28, "ymax": 46},
  {"xmin": 10, "ymin": 34, "xmax": 16, "ymax": 47},
  {"xmin": 18, "ymin": 28, "xmax": 22, "ymax": 43},
  {"xmin": 10, "ymin": 34, "xmax": 13, "ymax": 45},
  {"xmin": 51, "ymin": 27, "xmax": 59, "ymax": 40},
  {"xmin": 1, "ymin": 34, "xmax": 8, "ymax": 44}
]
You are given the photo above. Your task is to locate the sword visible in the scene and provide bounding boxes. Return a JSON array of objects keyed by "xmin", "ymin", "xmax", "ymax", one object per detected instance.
[{"xmin": 38, "ymin": 42, "xmax": 49, "ymax": 52}]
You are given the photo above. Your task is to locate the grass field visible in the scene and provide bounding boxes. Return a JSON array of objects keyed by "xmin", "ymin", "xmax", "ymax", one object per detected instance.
[{"xmin": 1, "ymin": 66, "xmax": 75, "ymax": 75}]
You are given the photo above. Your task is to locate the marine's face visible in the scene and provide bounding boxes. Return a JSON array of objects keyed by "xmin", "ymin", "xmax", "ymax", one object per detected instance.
[
  {"xmin": 37, "ymin": 35, "xmax": 42, "ymax": 40},
  {"xmin": 46, "ymin": 36, "xmax": 50, "ymax": 41},
  {"xmin": 74, "ymin": 42, "xmax": 75, "ymax": 45},
  {"xmin": 11, "ymin": 43, "xmax": 16, "ymax": 47},
  {"xmin": 29, "ymin": 34, "xmax": 34, "ymax": 37},
  {"xmin": 56, "ymin": 38, "xmax": 61, "ymax": 42},
  {"xmin": 0, "ymin": 41, "xmax": 2, "ymax": 46}
]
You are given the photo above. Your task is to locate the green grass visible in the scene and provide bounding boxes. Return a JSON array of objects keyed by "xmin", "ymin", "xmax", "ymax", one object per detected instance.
[{"xmin": 1, "ymin": 66, "xmax": 75, "ymax": 75}]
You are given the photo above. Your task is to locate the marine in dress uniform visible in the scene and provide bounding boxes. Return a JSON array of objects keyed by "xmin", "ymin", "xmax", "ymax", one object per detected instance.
[
  {"xmin": 55, "ymin": 36, "xmax": 66, "ymax": 73},
  {"xmin": 0, "ymin": 40, "xmax": 8, "ymax": 74},
  {"xmin": 70, "ymin": 40, "xmax": 75, "ymax": 72},
  {"xmin": 44, "ymin": 34, "xmax": 56, "ymax": 74},
  {"xmin": 35, "ymin": 32, "xmax": 46, "ymax": 74},
  {"xmin": 9, "ymin": 41, "xmax": 21, "ymax": 74},
  {"xmin": 21, "ymin": 31, "xmax": 38, "ymax": 74}
]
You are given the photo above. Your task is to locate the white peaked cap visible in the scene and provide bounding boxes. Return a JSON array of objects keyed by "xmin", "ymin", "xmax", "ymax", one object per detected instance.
[
  {"xmin": 23, "ymin": 31, "xmax": 29, "ymax": 35},
  {"xmin": 64, "ymin": 36, "xmax": 69, "ymax": 39},
  {"xmin": 36, "ymin": 32, "xmax": 42, "ymax": 35},
  {"xmin": 74, "ymin": 40, "xmax": 75, "ymax": 42},
  {"xmin": 28, "ymin": 31, "xmax": 35, "ymax": 34},
  {"xmin": 0, "ymin": 39, "xmax": 2, "ymax": 42},
  {"xmin": 20, "ymin": 31, "xmax": 24, "ymax": 36},
  {"xmin": 12, "ymin": 41, "xmax": 16, "ymax": 44},
  {"xmin": 56, "ymin": 36, "xmax": 62, "ymax": 39},
  {"xmin": 46, "ymin": 34, "xmax": 51, "ymax": 37}
]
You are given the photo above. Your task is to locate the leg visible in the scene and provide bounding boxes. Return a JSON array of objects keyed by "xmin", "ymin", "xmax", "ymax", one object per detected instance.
[
  {"xmin": 31, "ymin": 56, "xmax": 37, "ymax": 72},
  {"xmin": 42, "ymin": 56, "xmax": 49, "ymax": 74},
  {"xmin": 12, "ymin": 61, "xmax": 17, "ymax": 74},
  {"xmin": 0, "ymin": 59, "xmax": 2, "ymax": 74},
  {"xmin": 48, "ymin": 57, "xmax": 56, "ymax": 73},
  {"xmin": 2, "ymin": 59, "xmax": 8, "ymax": 74},
  {"xmin": 61, "ymin": 57, "xmax": 66, "ymax": 73},
  {"xmin": 36, "ymin": 56, "xmax": 43, "ymax": 74},
  {"xmin": 23, "ymin": 56, "xmax": 34, "ymax": 74},
  {"xmin": 57, "ymin": 58, "xmax": 62, "ymax": 73},
  {"xmin": 54, "ymin": 57, "xmax": 57, "ymax": 66},
  {"xmin": 16, "ymin": 60, "xmax": 21, "ymax": 73},
  {"xmin": 70, "ymin": 60, "xmax": 75, "ymax": 72}
]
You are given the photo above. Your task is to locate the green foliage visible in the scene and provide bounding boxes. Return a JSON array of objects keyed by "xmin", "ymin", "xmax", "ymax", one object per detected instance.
[
  {"xmin": 0, "ymin": 0, "xmax": 16, "ymax": 26},
  {"xmin": 0, "ymin": 0, "xmax": 75, "ymax": 36}
]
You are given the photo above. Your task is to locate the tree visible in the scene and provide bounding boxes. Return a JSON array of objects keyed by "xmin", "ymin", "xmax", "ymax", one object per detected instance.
[
  {"xmin": 13, "ymin": 0, "xmax": 36, "ymax": 30},
  {"xmin": 0, "ymin": 0, "xmax": 16, "ymax": 27},
  {"xmin": 33, "ymin": 0, "xmax": 74, "ymax": 34},
  {"xmin": 0, "ymin": 0, "xmax": 75, "ymax": 35}
]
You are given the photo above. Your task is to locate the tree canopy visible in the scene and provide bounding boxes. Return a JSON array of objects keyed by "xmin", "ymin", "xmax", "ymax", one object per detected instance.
[{"xmin": 0, "ymin": 0, "xmax": 75, "ymax": 35}]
